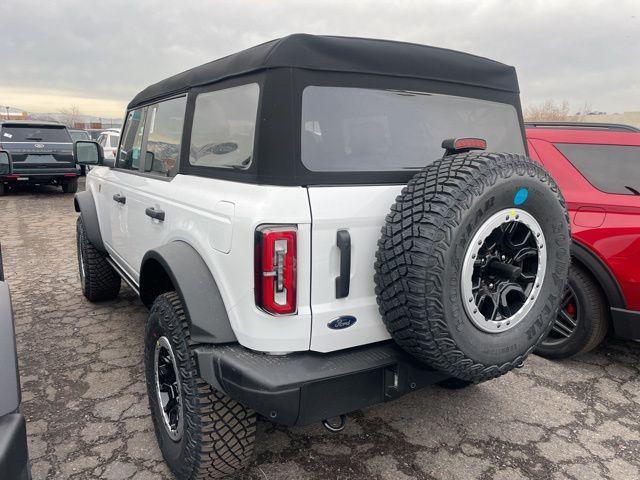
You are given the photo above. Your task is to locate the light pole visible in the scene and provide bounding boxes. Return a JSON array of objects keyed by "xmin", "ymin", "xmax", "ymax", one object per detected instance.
[{"xmin": 4, "ymin": 106, "xmax": 9, "ymax": 120}]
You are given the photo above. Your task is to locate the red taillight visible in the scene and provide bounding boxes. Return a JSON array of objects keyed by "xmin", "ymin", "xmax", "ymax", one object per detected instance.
[
  {"xmin": 442, "ymin": 137, "xmax": 487, "ymax": 155},
  {"xmin": 454, "ymin": 138, "xmax": 487, "ymax": 150},
  {"xmin": 64, "ymin": 173, "xmax": 77, "ymax": 177},
  {"xmin": 255, "ymin": 225, "xmax": 297, "ymax": 315}
]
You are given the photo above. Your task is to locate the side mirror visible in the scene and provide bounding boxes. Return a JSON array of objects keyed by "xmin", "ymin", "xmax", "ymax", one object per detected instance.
[
  {"xmin": 74, "ymin": 140, "xmax": 104, "ymax": 166},
  {"xmin": 0, "ymin": 150, "xmax": 12, "ymax": 176}
]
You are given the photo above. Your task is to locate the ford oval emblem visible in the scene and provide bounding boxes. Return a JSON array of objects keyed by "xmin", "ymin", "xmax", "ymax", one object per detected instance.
[
  {"xmin": 328, "ymin": 316, "xmax": 357, "ymax": 330},
  {"xmin": 34, "ymin": 143, "xmax": 44, "ymax": 149}
]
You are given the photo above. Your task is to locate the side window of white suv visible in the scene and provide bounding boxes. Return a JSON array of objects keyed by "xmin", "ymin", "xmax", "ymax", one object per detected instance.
[
  {"xmin": 189, "ymin": 83, "xmax": 259, "ymax": 170},
  {"xmin": 143, "ymin": 96, "xmax": 186, "ymax": 178},
  {"xmin": 117, "ymin": 109, "xmax": 146, "ymax": 171}
]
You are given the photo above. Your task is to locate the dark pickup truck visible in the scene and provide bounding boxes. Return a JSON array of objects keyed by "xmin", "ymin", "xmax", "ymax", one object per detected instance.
[{"xmin": 0, "ymin": 120, "xmax": 79, "ymax": 195}]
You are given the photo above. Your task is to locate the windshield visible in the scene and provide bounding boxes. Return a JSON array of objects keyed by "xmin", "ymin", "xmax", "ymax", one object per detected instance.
[
  {"xmin": 1, "ymin": 125, "xmax": 72, "ymax": 143},
  {"xmin": 301, "ymin": 87, "xmax": 525, "ymax": 172},
  {"xmin": 69, "ymin": 130, "xmax": 90, "ymax": 142}
]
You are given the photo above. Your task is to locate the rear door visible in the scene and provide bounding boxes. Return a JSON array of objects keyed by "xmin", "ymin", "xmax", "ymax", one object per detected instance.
[{"xmin": 303, "ymin": 86, "xmax": 527, "ymax": 352}]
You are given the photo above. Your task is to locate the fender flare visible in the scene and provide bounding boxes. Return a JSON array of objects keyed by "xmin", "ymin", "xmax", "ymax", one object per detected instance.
[
  {"xmin": 73, "ymin": 191, "xmax": 105, "ymax": 252},
  {"xmin": 139, "ymin": 241, "xmax": 237, "ymax": 344},
  {"xmin": 571, "ymin": 240, "xmax": 626, "ymax": 309}
]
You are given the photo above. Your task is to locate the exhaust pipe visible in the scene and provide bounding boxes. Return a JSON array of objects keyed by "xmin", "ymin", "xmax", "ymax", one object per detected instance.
[{"xmin": 321, "ymin": 414, "xmax": 347, "ymax": 433}]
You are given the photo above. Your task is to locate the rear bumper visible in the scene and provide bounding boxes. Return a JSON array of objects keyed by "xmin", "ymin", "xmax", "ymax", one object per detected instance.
[
  {"xmin": 611, "ymin": 307, "xmax": 640, "ymax": 340},
  {"xmin": 2, "ymin": 171, "xmax": 78, "ymax": 184},
  {"xmin": 0, "ymin": 413, "xmax": 29, "ymax": 480},
  {"xmin": 195, "ymin": 341, "xmax": 449, "ymax": 426}
]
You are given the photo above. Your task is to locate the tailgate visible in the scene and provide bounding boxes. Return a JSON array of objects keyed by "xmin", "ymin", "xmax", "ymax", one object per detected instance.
[
  {"xmin": 307, "ymin": 185, "xmax": 403, "ymax": 352},
  {"xmin": 3, "ymin": 143, "xmax": 75, "ymax": 173}
]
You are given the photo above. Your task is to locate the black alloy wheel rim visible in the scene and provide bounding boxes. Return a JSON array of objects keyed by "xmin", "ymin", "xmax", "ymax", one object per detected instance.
[
  {"xmin": 154, "ymin": 336, "xmax": 183, "ymax": 441},
  {"xmin": 542, "ymin": 286, "xmax": 580, "ymax": 346},
  {"xmin": 471, "ymin": 220, "xmax": 540, "ymax": 323}
]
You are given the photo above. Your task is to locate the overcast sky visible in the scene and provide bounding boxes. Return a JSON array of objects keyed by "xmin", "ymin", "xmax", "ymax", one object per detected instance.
[{"xmin": 0, "ymin": 0, "xmax": 638, "ymax": 118}]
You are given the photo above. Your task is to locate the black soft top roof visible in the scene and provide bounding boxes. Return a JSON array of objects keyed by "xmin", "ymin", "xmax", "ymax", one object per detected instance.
[{"xmin": 128, "ymin": 34, "xmax": 519, "ymax": 109}]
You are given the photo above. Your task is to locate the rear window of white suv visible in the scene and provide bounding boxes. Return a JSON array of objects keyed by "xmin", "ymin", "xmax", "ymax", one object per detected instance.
[{"xmin": 301, "ymin": 87, "xmax": 525, "ymax": 172}]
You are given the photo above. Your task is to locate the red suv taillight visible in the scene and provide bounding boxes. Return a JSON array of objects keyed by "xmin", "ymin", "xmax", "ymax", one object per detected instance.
[{"xmin": 255, "ymin": 225, "xmax": 297, "ymax": 315}]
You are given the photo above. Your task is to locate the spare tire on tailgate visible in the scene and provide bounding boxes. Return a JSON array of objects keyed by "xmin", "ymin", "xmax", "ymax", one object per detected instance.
[{"xmin": 374, "ymin": 152, "xmax": 570, "ymax": 383}]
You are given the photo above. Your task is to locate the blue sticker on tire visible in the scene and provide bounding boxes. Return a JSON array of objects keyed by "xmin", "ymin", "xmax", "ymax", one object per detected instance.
[{"xmin": 514, "ymin": 188, "xmax": 528, "ymax": 206}]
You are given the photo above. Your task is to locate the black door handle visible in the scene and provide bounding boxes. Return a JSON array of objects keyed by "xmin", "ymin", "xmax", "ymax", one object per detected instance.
[
  {"xmin": 112, "ymin": 193, "xmax": 126, "ymax": 205},
  {"xmin": 335, "ymin": 229, "xmax": 351, "ymax": 298},
  {"xmin": 145, "ymin": 207, "xmax": 165, "ymax": 222}
]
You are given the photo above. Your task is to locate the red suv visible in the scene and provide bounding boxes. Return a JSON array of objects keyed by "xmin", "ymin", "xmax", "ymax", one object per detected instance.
[{"xmin": 526, "ymin": 122, "xmax": 640, "ymax": 358}]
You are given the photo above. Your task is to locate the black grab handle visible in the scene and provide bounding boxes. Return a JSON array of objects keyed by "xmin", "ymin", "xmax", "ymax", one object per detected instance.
[
  {"xmin": 335, "ymin": 230, "xmax": 351, "ymax": 298},
  {"xmin": 112, "ymin": 193, "xmax": 126, "ymax": 205},
  {"xmin": 145, "ymin": 207, "xmax": 165, "ymax": 222}
]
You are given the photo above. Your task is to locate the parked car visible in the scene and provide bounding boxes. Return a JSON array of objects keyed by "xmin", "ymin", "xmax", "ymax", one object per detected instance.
[
  {"xmin": 68, "ymin": 129, "xmax": 91, "ymax": 143},
  {"xmin": 73, "ymin": 35, "xmax": 570, "ymax": 478},
  {"xmin": 86, "ymin": 129, "xmax": 104, "ymax": 141},
  {"xmin": 96, "ymin": 129, "xmax": 120, "ymax": 164},
  {"xmin": 0, "ymin": 120, "xmax": 79, "ymax": 194},
  {"xmin": 0, "ymin": 238, "xmax": 30, "ymax": 480},
  {"xmin": 526, "ymin": 122, "xmax": 640, "ymax": 358}
]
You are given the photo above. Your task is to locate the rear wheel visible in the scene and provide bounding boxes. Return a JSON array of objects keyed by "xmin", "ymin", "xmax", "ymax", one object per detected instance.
[
  {"xmin": 145, "ymin": 292, "xmax": 257, "ymax": 479},
  {"xmin": 0, "ymin": 182, "xmax": 5, "ymax": 196},
  {"xmin": 62, "ymin": 178, "xmax": 78, "ymax": 193},
  {"xmin": 535, "ymin": 263, "xmax": 609, "ymax": 359},
  {"xmin": 375, "ymin": 152, "xmax": 571, "ymax": 383},
  {"xmin": 76, "ymin": 217, "xmax": 121, "ymax": 301}
]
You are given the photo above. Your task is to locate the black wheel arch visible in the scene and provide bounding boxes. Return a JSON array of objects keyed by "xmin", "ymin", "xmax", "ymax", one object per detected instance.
[
  {"xmin": 139, "ymin": 241, "xmax": 237, "ymax": 344},
  {"xmin": 571, "ymin": 240, "xmax": 625, "ymax": 310},
  {"xmin": 74, "ymin": 191, "xmax": 105, "ymax": 252}
]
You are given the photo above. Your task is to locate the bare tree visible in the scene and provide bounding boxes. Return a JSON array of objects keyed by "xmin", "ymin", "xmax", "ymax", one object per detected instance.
[
  {"xmin": 524, "ymin": 100, "xmax": 570, "ymax": 121},
  {"xmin": 58, "ymin": 104, "xmax": 82, "ymax": 127},
  {"xmin": 574, "ymin": 101, "xmax": 593, "ymax": 121}
]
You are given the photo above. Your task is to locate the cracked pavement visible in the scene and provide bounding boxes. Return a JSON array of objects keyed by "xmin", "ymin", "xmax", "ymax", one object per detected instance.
[{"xmin": 1, "ymin": 179, "xmax": 639, "ymax": 480}]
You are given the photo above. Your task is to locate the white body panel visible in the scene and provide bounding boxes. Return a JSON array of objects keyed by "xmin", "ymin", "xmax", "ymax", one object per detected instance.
[
  {"xmin": 87, "ymin": 167, "xmax": 313, "ymax": 352},
  {"xmin": 307, "ymin": 186, "xmax": 403, "ymax": 352}
]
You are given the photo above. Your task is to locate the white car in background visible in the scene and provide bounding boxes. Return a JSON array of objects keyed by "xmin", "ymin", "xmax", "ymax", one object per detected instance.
[{"xmin": 96, "ymin": 129, "xmax": 120, "ymax": 164}]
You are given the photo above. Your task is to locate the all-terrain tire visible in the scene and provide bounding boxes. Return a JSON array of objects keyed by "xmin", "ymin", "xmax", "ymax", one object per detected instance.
[
  {"xmin": 76, "ymin": 217, "xmax": 121, "ymax": 301},
  {"xmin": 0, "ymin": 183, "xmax": 5, "ymax": 196},
  {"xmin": 62, "ymin": 178, "xmax": 78, "ymax": 194},
  {"xmin": 535, "ymin": 263, "xmax": 609, "ymax": 359},
  {"xmin": 375, "ymin": 152, "xmax": 571, "ymax": 383},
  {"xmin": 145, "ymin": 292, "xmax": 257, "ymax": 479}
]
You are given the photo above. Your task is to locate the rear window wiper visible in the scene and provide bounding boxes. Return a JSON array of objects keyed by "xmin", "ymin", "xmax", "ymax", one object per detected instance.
[{"xmin": 624, "ymin": 186, "xmax": 640, "ymax": 195}]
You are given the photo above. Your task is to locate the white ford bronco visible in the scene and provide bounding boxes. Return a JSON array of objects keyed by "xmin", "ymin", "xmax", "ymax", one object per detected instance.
[{"xmin": 73, "ymin": 34, "xmax": 570, "ymax": 479}]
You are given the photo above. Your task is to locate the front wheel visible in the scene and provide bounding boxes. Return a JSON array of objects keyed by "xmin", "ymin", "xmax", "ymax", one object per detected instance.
[
  {"xmin": 145, "ymin": 292, "xmax": 257, "ymax": 479},
  {"xmin": 76, "ymin": 217, "xmax": 120, "ymax": 301}
]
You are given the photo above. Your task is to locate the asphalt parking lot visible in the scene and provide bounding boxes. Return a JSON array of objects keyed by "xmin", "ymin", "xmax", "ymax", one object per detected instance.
[{"xmin": 1, "ymin": 179, "xmax": 640, "ymax": 480}]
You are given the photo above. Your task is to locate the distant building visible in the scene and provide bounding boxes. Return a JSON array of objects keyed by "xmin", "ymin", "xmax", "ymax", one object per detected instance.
[{"xmin": 0, "ymin": 111, "xmax": 28, "ymax": 121}]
